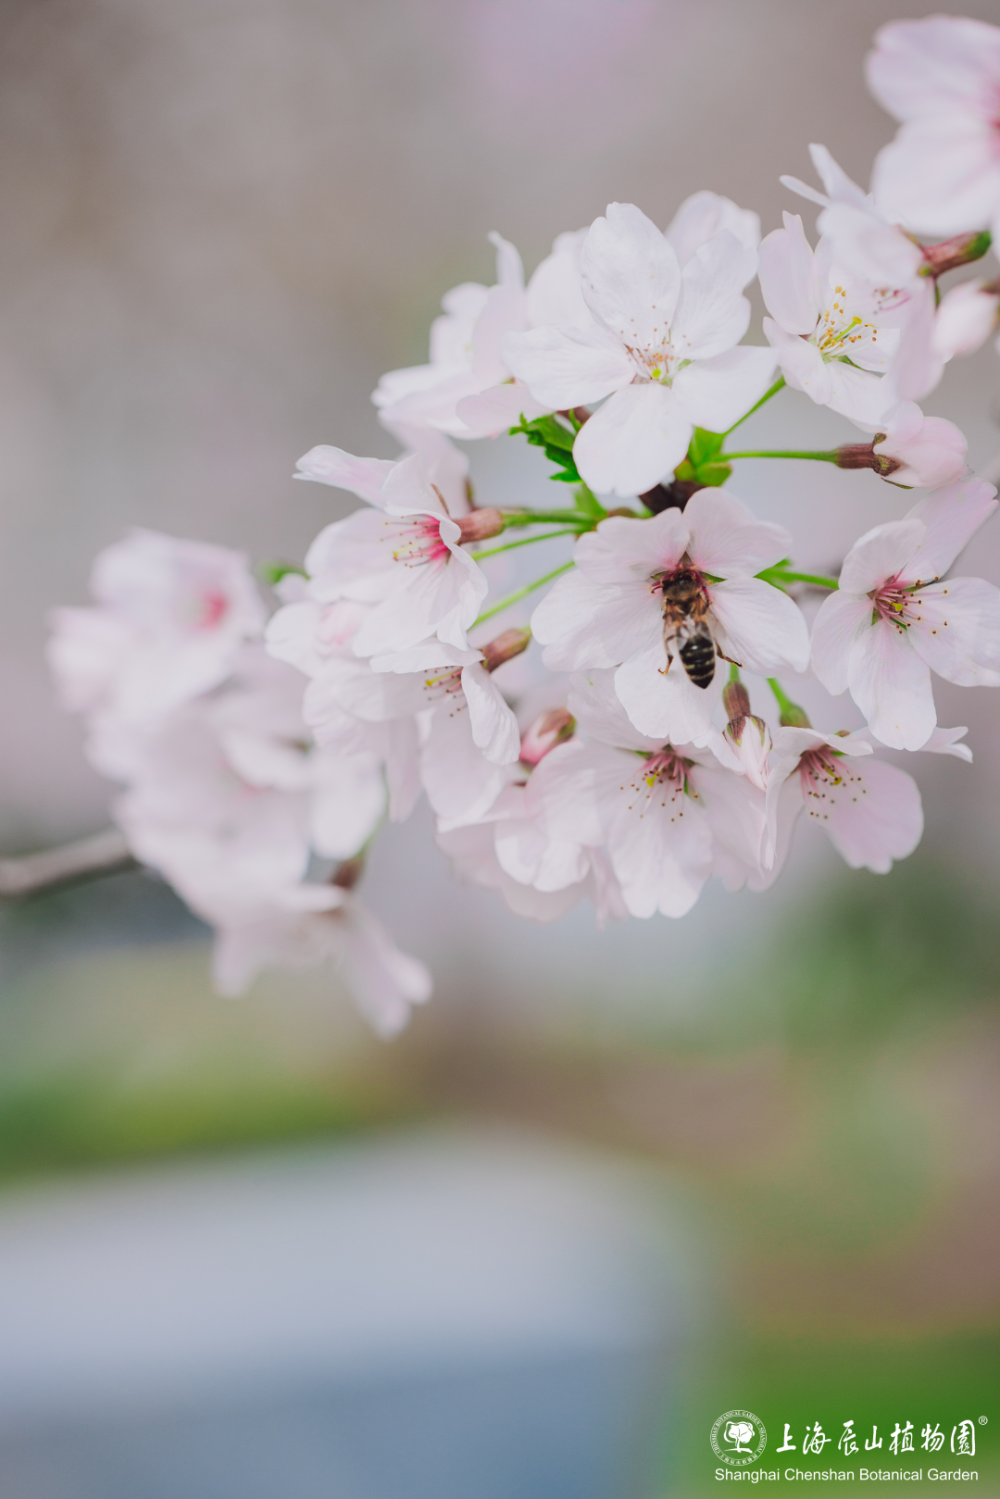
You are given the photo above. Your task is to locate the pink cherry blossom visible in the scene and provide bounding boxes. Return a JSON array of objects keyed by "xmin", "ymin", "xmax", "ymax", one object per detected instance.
[
  {"xmin": 372, "ymin": 232, "xmax": 550, "ymax": 440},
  {"xmin": 503, "ymin": 201, "xmax": 776, "ymax": 497},
  {"xmin": 48, "ymin": 530, "xmax": 264, "ymax": 723},
  {"xmin": 530, "ymin": 488, "xmax": 809, "ymax": 743},
  {"xmin": 933, "ymin": 279, "xmax": 1000, "ymax": 364},
  {"xmin": 523, "ymin": 669, "xmax": 765, "ymax": 918},
  {"xmin": 665, "ymin": 191, "xmax": 761, "ymax": 266},
  {"xmin": 203, "ymin": 871, "xmax": 431, "ymax": 1037},
  {"xmin": 294, "ymin": 448, "xmax": 489, "ymax": 656},
  {"xmin": 756, "ymin": 726, "xmax": 922, "ymax": 880},
  {"xmin": 866, "ymin": 401, "xmax": 968, "ymax": 489},
  {"xmin": 779, "ymin": 144, "xmax": 943, "ymax": 401},
  {"xmin": 758, "ymin": 213, "xmax": 908, "ymax": 424},
  {"xmin": 438, "ymin": 779, "xmax": 627, "ymax": 927},
  {"xmin": 811, "ymin": 480, "xmax": 1000, "ymax": 749},
  {"xmin": 867, "ymin": 16, "xmax": 1000, "ymax": 242},
  {"xmin": 303, "ymin": 637, "xmax": 523, "ymax": 831}
]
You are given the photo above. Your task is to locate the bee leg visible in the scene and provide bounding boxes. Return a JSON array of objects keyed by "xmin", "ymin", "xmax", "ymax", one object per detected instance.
[{"xmin": 715, "ymin": 649, "xmax": 744, "ymax": 668}]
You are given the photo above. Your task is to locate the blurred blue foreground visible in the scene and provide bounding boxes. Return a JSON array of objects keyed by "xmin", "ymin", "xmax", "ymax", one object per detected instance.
[{"xmin": 0, "ymin": 1131, "xmax": 682, "ymax": 1499}]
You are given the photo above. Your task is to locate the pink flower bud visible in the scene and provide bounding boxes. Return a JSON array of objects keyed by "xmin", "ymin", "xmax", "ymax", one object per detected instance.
[
  {"xmin": 519, "ymin": 708, "xmax": 575, "ymax": 765},
  {"xmin": 456, "ymin": 508, "xmax": 504, "ymax": 544},
  {"xmin": 481, "ymin": 627, "xmax": 531, "ymax": 673},
  {"xmin": 723, "ymin": 713, "xmax": 772, "ymax": 792},
  {"xmin": 872, "ymin": 402, "xmax": 966, "ymax": 489}
]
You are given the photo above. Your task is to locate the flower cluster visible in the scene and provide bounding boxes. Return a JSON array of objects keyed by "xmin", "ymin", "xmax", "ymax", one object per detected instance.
[{"xmin": 50, "ymin": 16, "xmax": 1000, "ymax": 1031}]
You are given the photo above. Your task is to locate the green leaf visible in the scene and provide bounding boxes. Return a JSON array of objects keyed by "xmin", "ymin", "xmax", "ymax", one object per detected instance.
[
  {"xmin": 510, "ymin": 413, "xmax": 581, "ymax": 484},
  {"xmin": 259, "ymin": 561, "xmax": 307, "ymax": 585},
  {"xmin": 688, "ymin": 427, "xmax": 724, "ymax": 469},
  {"xmin": 573, "ymin": 484, "xmax": 606, "ymax": 518},
  {"xmin": 694, "ymin": 460, "xmax": 732, "ymax": 488}
]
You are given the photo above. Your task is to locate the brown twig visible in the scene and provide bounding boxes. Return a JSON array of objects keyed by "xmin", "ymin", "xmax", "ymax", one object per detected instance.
[{"xmin": 0, "ymin": 828, "xmax": 136, "ymax": 900}]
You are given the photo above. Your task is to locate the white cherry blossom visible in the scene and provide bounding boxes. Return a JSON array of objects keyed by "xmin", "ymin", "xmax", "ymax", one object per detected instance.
[
  {"xmin": 759, "ymin": 212, "xmax": 905, "ymax": 424},
  {"xmin": 859, "ymin": 400, "xmax": 968, "ymax": 489},
  {"xmin": 811, "ymin": 480, "xmax": 1000, "ymax": 749},
  {"xmin": 524, "ymin": 669, "xmax": 765, "ymax": 917},
  {"xmin": 438, "ymin": 779, "xmax": 627, "ymax": 926},
  {"xmin": 200, "ymin": 870, "xmax": 431, "ymax": 1038},
  {"xmin": 531, "ymin": 488, "xmax": 809, "ymax": 743},
  {"xmin": 48, "ymin": 531, "xmax": 264, "ymax": 724},
  {"xmin": 755, "ymin": 726, "xmax": 922, "ymax": 881},
  {"xmin": 294, "ymin": 448, "xmax": 489, "ymax": 656},
  {"xmin": 867, "ymin": 16, "xmax": 1000, "ymax": 242},
  {"xmin": 665, "ymin": 190, "xmax": 760, "ymax": 266},
  {"xmin": 304, "ymin": 636, "xmax": 522, "ymax": 830},
  {"xmin": 933, "ymin": 279, "xmax": 1000, "ymax": 364},
  {"xmin": 503, "ymin": 201, "xmax": 776, "ymax": 497},
  {"xmin": 372, "ymin": 232, "xmax": 557, "ymax": 440}
]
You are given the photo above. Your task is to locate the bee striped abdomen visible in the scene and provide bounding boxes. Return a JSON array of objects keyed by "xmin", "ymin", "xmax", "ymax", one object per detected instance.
[{"xmin": 679, "ymin": 634, "xmax": 715, "ymax": 688}]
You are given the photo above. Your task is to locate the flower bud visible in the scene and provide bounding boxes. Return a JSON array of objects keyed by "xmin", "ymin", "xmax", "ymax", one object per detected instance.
[
  {"xmin": 723, "ymin": 705, "xmax": 772, "ymax": 791},
  {"xmin": 481, "ymin": 627, "xmax": 531, "ymax": 673},
  {"xmin": 722, "ymin": 679, "xmax": 751, "ymax": 721},
  {"xmin": 457, "ymin": 508, "xmax": 504, "ymax": 544},
  {"xmin": 919, "ymin": 229, "xmax": 992, "ymax": 278},
  {"xmin": 519, "ymin": 708, "xmax": 575, "ymax": 766}
]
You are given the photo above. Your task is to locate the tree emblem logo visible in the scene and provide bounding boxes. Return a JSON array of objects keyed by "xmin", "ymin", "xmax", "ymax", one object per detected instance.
[{"xmin": 711, "ymin": 1410, "xmax": 768, "ymax": 1467}]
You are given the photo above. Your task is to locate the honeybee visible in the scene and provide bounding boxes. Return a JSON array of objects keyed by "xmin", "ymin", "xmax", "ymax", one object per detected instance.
[{"xmin": 660, "ymin": 569, "xmax": 716, "ymax": 688}]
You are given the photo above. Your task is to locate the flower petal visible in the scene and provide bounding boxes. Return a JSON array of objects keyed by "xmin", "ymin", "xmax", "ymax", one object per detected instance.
[
  {"xmin": 710, "ymin": 578, "xmax": 811, "ymax": 674},
  {"xmin": 671, "ymin": 231, "xmax": 754, "ymax": 360},
  {"xmin": 614, "ymin": 641, "xmax": 717, "ymax": 745},
  {"xmin": 573, "ymin": 384, "xmax": 692, "ymax": 498},
  {"xmin": 573, "ymin": 509, "xmax": 690, "ymax": 586},
  {"xmin": 531, "ymin": 567, "xmax": 661, "ymax": 671},
  {"xmin": 758, "ymin": 213, "xmax": 819, "ymax": 334},
  {"xmin": 580, "ymin": 202, "xmax": 681, "ymax": 355},
  {"xmin": 294, "ymin": 446, "xmax": 396, "ymax": 505},
  {"xmin": 501, "ymin": 323, "xmax": 634, "ymax": 408},
  {"xmin": 811, "ymin": 589, "xmax": 873, "ymax": 694},
  {"xmin": 763, "ymin": 318, "xmax": 831, "ymax": 403},
  {"xmin": 684, "ymin": 488, "xmax": 790, "ymax": 576},
  {"xmin": 903, "ymin": 479, "xmax": 999, "ymax": 581},
  {"xmin": 460, "ymin": 661, "xmax": 522, "ymax": 763},
  {"xmin": 909, "ymin": 577, "xmax": 1000, "ymax": 686},
  {"xmin": 848, "ymin": 620, "xmax": 936, "ymax": 749},
  {"xmin": 820, "ymin": 757, "xmax": 923, "ymax": 874},
  {"xmin": 672, "ymin": 345, "xmax": 778, "ymax": 433},
  {"xmin": 838, "ymin": 517, "xmax": 926, "ymax": 595}
]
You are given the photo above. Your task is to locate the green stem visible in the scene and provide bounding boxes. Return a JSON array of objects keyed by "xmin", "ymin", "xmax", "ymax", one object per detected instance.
[
  {"xmin": 470, "ymin": 528, "xmax": 580, "ymax": 561},
  {"xmin": 725, "ymin": 449, "xmax": 839, "ymax": 463},
  {"xmin": 473, "ymin": 562, "xmax": 574, "ymax": 627},
  {"xmin": 728, "ymin": 662, "xmax": 740, "ymax": 685},
  {"xmin": 499, "ymin": 508, "xmax": 596, "ymax": 528},
  {"xmin": 762, "ymin": 567, "xmax": 839, "ymax": 590},
  {"xmin": 719, "ymin": 376, "xmax": 785, "ymax": 437},
  {"xmin": 767, "ymin": 678, "xmax": 810, "ymax": 728}
]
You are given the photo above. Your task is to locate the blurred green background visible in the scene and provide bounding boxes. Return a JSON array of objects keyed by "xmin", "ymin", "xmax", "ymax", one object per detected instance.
[{"xmin": 2, "ymin": 847, "xmax": 998, "ymax": 1493}]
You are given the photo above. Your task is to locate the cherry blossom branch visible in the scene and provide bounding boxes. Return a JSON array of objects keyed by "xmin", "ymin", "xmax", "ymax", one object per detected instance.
[
  {"xmin": 473, "ymin": 561, "xmax": 574, "ymax": 626},
  {"xmin": 719, "ymin": 376, "xmax": 786, "ymax": 437},
  {"xmin": 0, "ymin": 828, "xmax": 135, "ymax": 900},
  {"xmin": 760, "ymin": 565, "xmax": 839, "ymax": 590},
  {"xmin": 469, "ymin": 527, "xmax": 582, "ymax": 561},
  {"xmin": 726, "ymin": 448, "xmax": 840, "ymax": 463},
  {"xmin": 767, "ymin": 678, "xmax": 810, "ymax": 728},
  {"xmin": 498, "ymin": 508, "xmax": 598, "ymax": 528}
]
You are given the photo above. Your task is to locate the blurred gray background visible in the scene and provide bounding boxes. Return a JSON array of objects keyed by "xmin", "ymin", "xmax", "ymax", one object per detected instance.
[{"xmin": 0, "ymin": 3, "xmax": 999, "ymax": 1496}]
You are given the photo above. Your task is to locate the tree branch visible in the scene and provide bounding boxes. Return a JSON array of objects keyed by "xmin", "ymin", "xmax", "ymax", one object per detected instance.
[{"xmin": 0, "ymin": 828, "xmax": 136, "ymax": 900}]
